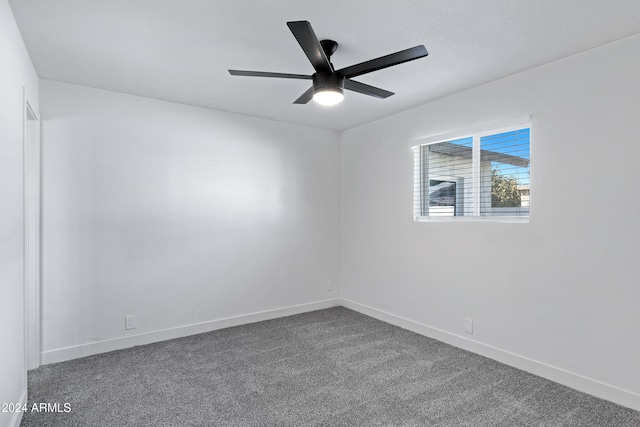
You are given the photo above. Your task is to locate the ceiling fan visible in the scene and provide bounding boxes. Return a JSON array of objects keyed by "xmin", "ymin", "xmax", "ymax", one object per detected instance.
[{"xmin": 228, "ymin": 21, "xmax": 428, "ymax": 106}]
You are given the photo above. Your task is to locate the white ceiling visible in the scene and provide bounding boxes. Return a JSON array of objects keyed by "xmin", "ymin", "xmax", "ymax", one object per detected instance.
[{"xmin": 10, "ymin": 0, "xmax": 640, "ymax": 131}]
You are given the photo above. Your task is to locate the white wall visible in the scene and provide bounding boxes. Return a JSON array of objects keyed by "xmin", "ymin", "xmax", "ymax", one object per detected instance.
[
  {"xmin": 40, "ymin": 81, "xmax": 340, "ymax": 362},
  {"xmin": 0, "ymin": 2, "xmax": 39, "ymax": 427},
  {"xmin": 340, "ymin": 34, "xmax": 640, "ymax": 409}
]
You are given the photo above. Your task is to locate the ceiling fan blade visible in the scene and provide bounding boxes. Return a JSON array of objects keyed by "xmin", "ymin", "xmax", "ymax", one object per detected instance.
[
  {"xmin": 286, "ymin": 21, "xmax": 333, "ymax": 73},
  {"xmin": 229, "ymin": 70, "xmax": 311, "ymax": 79},
  {"xmin": 293, "ymin": 87, "xmax": 314, "ymax": 104},
  {"xmin": 344, "ymin": 79, "xmax": 394, "ymax": 99},
  {"xmin": 337, "ymin": 45, "xmax": 428, "ymax": 79}
]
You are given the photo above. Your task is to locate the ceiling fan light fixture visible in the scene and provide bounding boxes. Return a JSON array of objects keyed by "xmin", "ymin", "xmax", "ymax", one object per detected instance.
[
  {"xmin": 312, "ymin": 72, "xmax": 345, "ymax": 106},
  {"xmin": 313, "ymin": 87, "xmax": 344, "ymax": 106}
]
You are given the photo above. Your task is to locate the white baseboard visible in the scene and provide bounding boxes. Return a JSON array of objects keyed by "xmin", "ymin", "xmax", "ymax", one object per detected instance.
[
  {"xmin": 8, "ymin": 388, "xmax": 27, "ymax": 427},
  {"xmin": 340, "ymin": 298, "xmax": 640, "ymax": 412},
  {"xmin": 41, "ymin": 298, "xmax": 341, "ymax": 365},
  {"xmin": 38, "ymin": 296, "xmax": 640, "ymax": 412}
]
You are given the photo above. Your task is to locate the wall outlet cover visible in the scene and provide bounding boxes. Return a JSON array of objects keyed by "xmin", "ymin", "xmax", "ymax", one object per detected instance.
[
  {"xmin": 125, "ymin": 315, "xmax": 137, "ymax": 330},
  {"xmin": 464, "ymin": 318, "xmax": 473, "ymax": 334}
]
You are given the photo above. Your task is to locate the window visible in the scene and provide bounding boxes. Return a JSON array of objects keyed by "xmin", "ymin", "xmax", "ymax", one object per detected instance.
[{"xmin": 413, "ymin": 116, "xmax": 530, "ymax": 222}]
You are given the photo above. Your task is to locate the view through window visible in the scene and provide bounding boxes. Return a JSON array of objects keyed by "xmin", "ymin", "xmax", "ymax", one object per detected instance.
[{"xmin": 414, "ymin": 118, "xmax": 530, "ymax": 221}]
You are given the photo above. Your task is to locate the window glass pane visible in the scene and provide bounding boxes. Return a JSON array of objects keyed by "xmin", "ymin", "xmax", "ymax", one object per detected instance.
[
  {"xmin": 414, "ymin": 120, "xmax": 530, "ymax": 221},
  {"xmin": 427, "ymin": 137, "xmax": 473, "ymax": 216},
  {"xmin": 480, "ymin": 128, "xmax": 530, "ymax": 216}
]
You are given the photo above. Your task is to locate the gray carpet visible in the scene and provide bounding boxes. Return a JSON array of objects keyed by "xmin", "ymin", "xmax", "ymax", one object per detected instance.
[{"xmin": 21, "ymin": 307, "xmax": 640, "ymax": 426}]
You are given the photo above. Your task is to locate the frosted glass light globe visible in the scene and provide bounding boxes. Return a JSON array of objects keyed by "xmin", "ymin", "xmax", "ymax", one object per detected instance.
[{"xmin": 313, "ymin": 89, "xmax": 344, "ymax": 106}]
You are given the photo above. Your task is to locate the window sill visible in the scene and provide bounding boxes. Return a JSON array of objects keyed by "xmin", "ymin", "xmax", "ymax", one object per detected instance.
[{"xmin": 414, "ymin": 216, "xmax": 529, "ymax": 224}]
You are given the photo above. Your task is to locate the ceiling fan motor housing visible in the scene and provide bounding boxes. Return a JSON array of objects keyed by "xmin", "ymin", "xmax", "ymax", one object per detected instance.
[{"xmin": 313, "ymin": 72, "xmax": 344, "ymax": 95}]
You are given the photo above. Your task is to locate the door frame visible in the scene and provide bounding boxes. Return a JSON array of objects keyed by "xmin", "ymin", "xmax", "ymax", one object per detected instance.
[{"xmin": 23, "ymin": 90, "xmax": 41, "ymax": 370}]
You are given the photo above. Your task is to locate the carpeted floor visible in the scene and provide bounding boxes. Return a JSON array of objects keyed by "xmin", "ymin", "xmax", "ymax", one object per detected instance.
[{"xmin": 21, "ymin": 307, "xmax": 640, "ymax": 426}]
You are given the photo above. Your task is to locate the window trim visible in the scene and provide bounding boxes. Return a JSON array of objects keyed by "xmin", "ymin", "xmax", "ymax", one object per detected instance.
[{"xmin": 412, "ymin": 115, "xmax": 531, "ymax": 223}]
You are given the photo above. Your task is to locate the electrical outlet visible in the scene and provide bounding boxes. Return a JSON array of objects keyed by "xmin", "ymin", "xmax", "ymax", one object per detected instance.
[
  {"xmin": 125, "ymin": 315, "xmax": 137, "ymax": 330},
  {"xmin": 464, "ymin": 318, "xmax": 473, "ymax": 334},
  {"xmin": 326, "ymin": 279, "xmax": 334, "ymax": 292}
]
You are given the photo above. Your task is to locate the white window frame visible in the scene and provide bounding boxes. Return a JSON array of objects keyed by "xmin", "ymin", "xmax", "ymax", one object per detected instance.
[{"xmin": 413, "ymin": 115, "xmax": 531, "ymax": 223}]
